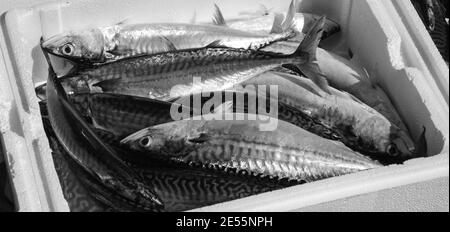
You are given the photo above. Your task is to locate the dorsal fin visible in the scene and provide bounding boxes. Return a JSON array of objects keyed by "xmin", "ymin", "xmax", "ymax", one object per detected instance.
[
  {"xmin": 281, "ymin": 0, "xmax": 297, "ymax": 31},
  {"xmin": 212, "ymin": 4, "xmax": 227, "ymax": 26},
  {"xmin": 205, "ymin": 40, "xmax": 228, "ymax": 48},
  {"xmin": 270, "ymin": 13, "xmax": 285, "ymax": 34}
]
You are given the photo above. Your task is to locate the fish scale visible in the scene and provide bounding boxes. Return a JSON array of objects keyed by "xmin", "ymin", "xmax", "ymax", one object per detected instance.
[
  {"xmin": 131, "ymin": 158, "xmax": 291, "ymax": 212},
  {"xmin": 107, "ymin": 23, "xmax": 294, "ymax": 60},
  {"xmin": 68, "ymin": 93, "xmax": 193, "ymax": 138},
  {"xmin": 237, "ymin": 72, "xmax": 419, "ymax": 159},
  {"xmin": 86, "ymin": 47, "xmax": 282, "ymax": 81},
  {"xmin": 121, "ymin": 114, "xmax": 382, "ymax": 182},
  {"xmin": 56, "ymin": 16, "xmax": 329, "ymax": 99},
  {"xmin": 45, "ymin": 62, "xmax": 164, "ymax": 210}
]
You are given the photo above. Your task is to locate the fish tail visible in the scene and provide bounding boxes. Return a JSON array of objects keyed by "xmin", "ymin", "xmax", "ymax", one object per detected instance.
[
  {"xmin": 288, "ymin": 16, "xmax": 331, "ymax": 93},
  {"xmin": 294, "ymin": 16, "xmax": 325, "ymax": 62}
]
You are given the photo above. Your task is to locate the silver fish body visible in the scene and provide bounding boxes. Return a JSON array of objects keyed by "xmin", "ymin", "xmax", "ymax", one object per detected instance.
[
  {"xmin": 87, "ymin": 47, "xmax": 308, "ymax": 101},
  {"xmin": 45, "ymin": 62, "xmax": 163, "ymax": 211},
  {"xmin": 42, "ymin": 23, "xmax": 293, "ymax": 64},
  {"xmin": 261, "ymin": 40, "xmax": 410, "ymax": 133},
  {"xmin": 135, "ymin": 165, "xmax": 288, "ymax": 212},
  {"xmin": 62, "ymin": 15, "xmax": 327, "ymax": 100},
  {"xmin": 68, "ymin": 93, "xmax": 197, "ymax": 139},
  {"xmin": 45, "ymin": 17, "xmax": 329, "ymax": 98},
  {"xmin": 121, "ymin": 113, "xmax": 382, "ymax": 182},
  {"xmin": 236, "ymin": 72, "xmax": 417, "ymax": 159},
  {"xmin": 92, "ymin": 129, "xmax": 292, "ymax": 212}
]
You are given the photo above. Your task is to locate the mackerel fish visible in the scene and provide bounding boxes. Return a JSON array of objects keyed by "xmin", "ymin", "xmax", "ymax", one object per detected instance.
[
  {"xmin": 41, "ymin": 11, "xmax": 295, "ymax": 64},
  {"xmin": 94, "ymin": 129, "xmax": 295, "ymax": 212},
  {"xmin": 45, "ymin": 53, "xmax": 163, "ymax": 211},
  {"xmin": 59, "ymin": 16, "xmax": 329, "ymax": 100},
  {"xmin": 120, "ymin": 113, "xmax": 382, "ymax": 182},
  {"xmin": 235, "ymin": 71, "xmax": 419, "ymax": 160}
]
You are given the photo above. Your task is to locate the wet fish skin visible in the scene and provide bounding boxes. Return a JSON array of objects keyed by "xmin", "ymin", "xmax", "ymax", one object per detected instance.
[
  {"xmin": 45, "ymin": 60, "xmax": 163, "ymax": 211},
  {"xmin": 261, "ymin": 40, "xmax": 411, "ymax": 135},
  {"xmin": 135, "ymin": 165, "xmax": 290, "ymax": 212},
  {"xmin": 40, "ymin": 103, "xmax": 113, "ymax": 211},
  {"xmin": 93, "ymin": 128, "xmax": 294, "ymax": 212},
  {"xmin": 121, "ymin": 113, "xmax": 382, "ymax": 182},
  {"xmin": 89, "ymin": 48, "xmax": 307, "ymax": 101},
  {"xmin": 237, "ymin": 71, "xmax": 417, "ymax": 159},
  {"xmin": 42, "ymin": 22, "xmax": 293, "ymax": 64},
  {"xmin": 59, "ymin": 17, "xmax": 327, "ymax": 100},
  {"xmin": 179, "ymin": 89, "xmax": 344, "ymax": 145},
  {"xmin": 68, "ymin": 93, "xmax": 197, "ymax": 139}
]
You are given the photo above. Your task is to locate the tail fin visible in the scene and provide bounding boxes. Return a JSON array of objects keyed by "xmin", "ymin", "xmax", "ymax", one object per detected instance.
[
  {"xmin": 288, "ymin": 16, "xmax": 330, "ymax": 93},
  {"xmin": 295, "ymin": 15, "xmax": 325, "ymax": 61}
]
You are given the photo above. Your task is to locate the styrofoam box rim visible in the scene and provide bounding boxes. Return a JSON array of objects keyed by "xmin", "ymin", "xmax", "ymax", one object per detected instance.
[
  {"xmin": 0, "ymin": 0, "xmax": 448, "ymax": 212},
  {"xmin": 391, "ymin": 0, "xmax": 449, "ymax": 104}
]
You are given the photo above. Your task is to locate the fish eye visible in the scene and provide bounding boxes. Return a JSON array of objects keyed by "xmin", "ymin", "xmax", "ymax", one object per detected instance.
[
  {"xmin": 386, "ymin": 144, "xmax": 399, "ymax": 156},
  {"xmin": 139, "ymin": 136, "xmax": 153, "ymax": 148},
  {"xmin": 61, "ymin": 43, "xmax": 74, "ymax": 55}
]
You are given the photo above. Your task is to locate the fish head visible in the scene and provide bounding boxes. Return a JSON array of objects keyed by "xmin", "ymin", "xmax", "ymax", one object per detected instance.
[
  {"xmin": 362, "ymin": 116, "xmax": 419, "ymax": 159},
  {"xmin": 385, "ymin": 129, "xmax": 415, "ymax": 157},
  {"xmin": 121, "ymin": 124, "xmax": 201, "ymax": 157},
  {"xmin": 42, "ymin": 28, "xmax": 105, "ymax": 63},
  {"xmin": 386, "ymin": 127, "xmax": 427, "ymax": 158}
]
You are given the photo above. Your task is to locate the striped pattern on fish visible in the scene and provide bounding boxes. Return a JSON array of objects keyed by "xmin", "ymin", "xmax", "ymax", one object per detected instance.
[
  {"xmin": 68, "ymin": 93, "xmax": 189, "ymax": 138},
  {"xmin": 42, "ymin": 21, "xmax": 294, "ymax": 64},
  {"xmin": 180, "ymin": 137, "xmax": 379, "ymax": 182},
  {"xmin": 91, "ymin": 48, "xmax": 306, "ymax": 101},
  {"xmin": 59, "ymin": 16, "xmax": 329, "ymax": 98},
  {"xmin": 121, "ymin": 113, "xmax": 382, "ymax": 182},
  {"xmin": 92, "ymin": 128, "xmax": 290, "ymax": 212},
  {"xmin": 237, "ymin": 71, "xmax": 418, "ymax": 159},
  {"xmin": 45, "ymin": 60, "xmax": 163, "ymax": 211},
  {"xmin": 105, "ymin": 23, "xmax": 295, "ymax": 60}
]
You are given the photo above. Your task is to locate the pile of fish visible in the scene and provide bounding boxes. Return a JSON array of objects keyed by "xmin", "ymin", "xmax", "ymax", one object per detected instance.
[{"xmin": 37, "ymin": 1, "xmax": 426, "ymax": 211}]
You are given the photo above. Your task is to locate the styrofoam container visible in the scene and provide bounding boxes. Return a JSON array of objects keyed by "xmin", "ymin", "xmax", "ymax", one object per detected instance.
[{"xmin": 0, "ymin": 0, "xmax": 448, "ymax": 212}]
